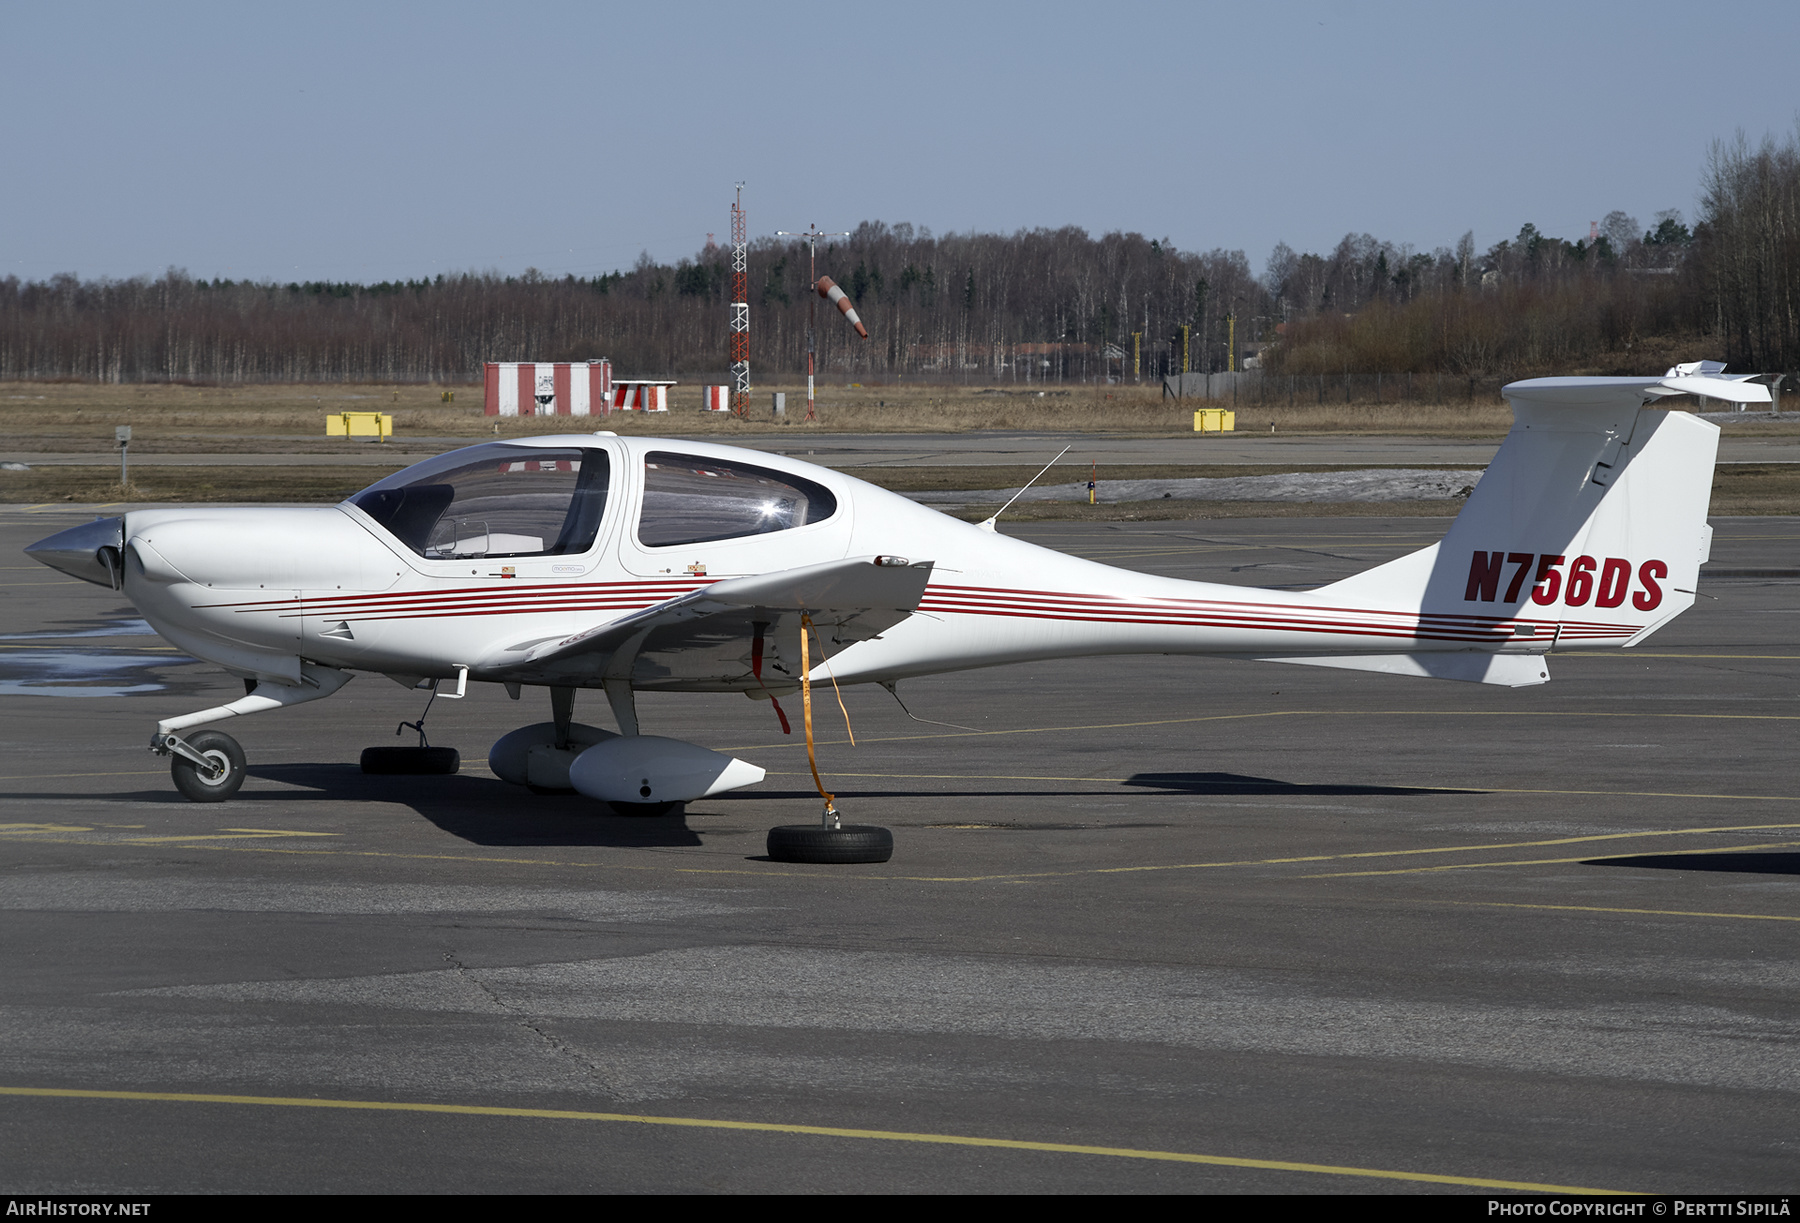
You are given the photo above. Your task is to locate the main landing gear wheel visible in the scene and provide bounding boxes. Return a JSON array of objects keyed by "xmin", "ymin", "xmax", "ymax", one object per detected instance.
[
  {"xmin": 766, "ymin": 824, "xmax": 894, "ymax": 864},
  {"xmin": 170, "ymin": 730, "xmax": 247, "ymax": 803},
  {"xmin": 360, "ymin": 746, "xmax": 461, "ymax": 775}
]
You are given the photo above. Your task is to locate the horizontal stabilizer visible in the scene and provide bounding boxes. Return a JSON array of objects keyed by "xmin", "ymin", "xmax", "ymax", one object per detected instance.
[
  {"xmin": 1655, "ymin": 375, "xmax": 1769, "ymax": 403},
  {"xmin": 1504, "ymin": 374, "xmax": 1769, "ymax": 409},
  {"xmin": 1254, "ymin": 652, "xmax": 1549, "ymax": 687}
]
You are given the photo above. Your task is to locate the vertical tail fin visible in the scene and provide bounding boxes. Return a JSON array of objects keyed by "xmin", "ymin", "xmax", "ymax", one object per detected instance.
[{"xmin": 1319, "ymin": 373, "xmax": 1757, "ymax": 651}]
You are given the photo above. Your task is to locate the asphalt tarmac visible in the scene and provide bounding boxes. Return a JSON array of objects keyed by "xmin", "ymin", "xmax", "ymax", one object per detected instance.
[{"xmin": 2, "ymin": 506, "xmax": 1797, "ymax": 1194}]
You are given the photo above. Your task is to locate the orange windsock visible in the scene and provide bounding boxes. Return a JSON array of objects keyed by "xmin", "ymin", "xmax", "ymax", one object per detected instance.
[{"xmin": 814, "ymin": 276, "xmax": 869, "ymax": 338}]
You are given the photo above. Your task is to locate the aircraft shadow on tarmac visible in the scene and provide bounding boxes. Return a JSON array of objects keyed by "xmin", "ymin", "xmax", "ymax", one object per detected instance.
[
  {"xmin": 1124, "ymin": 771, "xmax": 1476, "ymax": 797},
  {"xmin": 1582, "ymin": 852, "xmax": 1800, "ymax": 877},
  {"xmin": 243, "ymin": 763, "xmax": 717, "ymax": 847},
  {"xmin": 47, "ymin": 766, "xmax": 1476, "ymax": 848}
]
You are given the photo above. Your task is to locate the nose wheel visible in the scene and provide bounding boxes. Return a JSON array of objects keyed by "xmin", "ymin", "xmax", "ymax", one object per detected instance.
[{"xmin": 168, "ymin": 730, "xmax": 247, "ymax": 803}]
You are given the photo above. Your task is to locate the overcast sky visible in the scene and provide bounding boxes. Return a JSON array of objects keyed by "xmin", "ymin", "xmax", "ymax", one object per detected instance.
[{"xmin": 4, "ymin": 0, "xmax": 1796, "ymax": 284}]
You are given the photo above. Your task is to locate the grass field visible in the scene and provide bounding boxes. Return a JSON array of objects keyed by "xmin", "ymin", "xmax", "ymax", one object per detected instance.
[
  {"xmin": 0, "ymin": 379, "xmax": 1533, "ymax": 443},
  {"xmin": 10, "ymin": 379, "xmax": 1800, "ymax": 445},
  {"xmin": 4, "ymin": 380, "xmax": 1794, "ymax": 515}
]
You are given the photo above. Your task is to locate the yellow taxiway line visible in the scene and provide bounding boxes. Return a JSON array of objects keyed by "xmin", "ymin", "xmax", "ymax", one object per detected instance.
[
  {"xmin": 725, "ymin": 705, "xmax": 1800, "ymax": 753},
  {"xmin": 4, "ymin": 818, "xmax": 1797, "ymax": 908},
  {"xmin": 0, "ymin": 1085, "xmax": 1630, "ymax": 1194},
  {"xmin": 0, "ymin": 824, "xmax": 336, "ymax": 843},
  {"xmin": 764, "ymin": 768, "xmax": 1800, "ymax": 808},
  {"xmin": 1450, "ymin": 901, "xmax": 1800, "ymax": 924},
  {"xmin": 1307, "ymin": 839, "xmax": 1800, "ymax": 879}
]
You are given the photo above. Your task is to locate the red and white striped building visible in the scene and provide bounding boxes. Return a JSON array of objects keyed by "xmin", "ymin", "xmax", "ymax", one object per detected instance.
[{"xmin": 483, "ymin": 361, "xmax": 613, "ymax": 417}]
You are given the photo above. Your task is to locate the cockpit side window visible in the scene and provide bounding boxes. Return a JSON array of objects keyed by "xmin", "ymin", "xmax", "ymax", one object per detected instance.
[
  {"xmin": 350, "ymin": 445, "xmax": 610, "ymax": 559},
  {"xmin": 638, "ymin": 452, "xmax": 838, "ymax": 548}
]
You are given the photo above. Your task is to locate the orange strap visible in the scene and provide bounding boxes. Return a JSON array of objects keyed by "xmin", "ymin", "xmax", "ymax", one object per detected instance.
[
  {"xmin": 798, "ymin": 614, "xmax": 834, "ymax": 811},
  {"xmin": 805, "ymin": 616, "xmax": 856, "ymax": 747}
]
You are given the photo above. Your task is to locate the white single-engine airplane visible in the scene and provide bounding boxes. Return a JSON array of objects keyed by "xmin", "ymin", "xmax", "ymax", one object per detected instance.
[{"xmin": 26, "ymin": 364, "xmax": 1765, "ymax": 862}]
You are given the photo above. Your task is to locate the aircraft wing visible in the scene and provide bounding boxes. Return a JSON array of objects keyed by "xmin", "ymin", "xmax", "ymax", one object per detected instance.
[{"xmin": 484, "ymin": 555, "xmax": 934, "ymax": 691}]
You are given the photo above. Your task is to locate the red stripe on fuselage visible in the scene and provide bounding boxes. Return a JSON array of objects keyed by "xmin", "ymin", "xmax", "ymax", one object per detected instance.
[{"xmin": 193, "ymin": 576, "xmax": 1643, "ymax": 643}]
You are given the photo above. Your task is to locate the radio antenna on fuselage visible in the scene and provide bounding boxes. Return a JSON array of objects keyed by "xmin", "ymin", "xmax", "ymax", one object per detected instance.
[{"xmin": 978, "ymin": 445, "xmax": 1072, "ymax": 533}]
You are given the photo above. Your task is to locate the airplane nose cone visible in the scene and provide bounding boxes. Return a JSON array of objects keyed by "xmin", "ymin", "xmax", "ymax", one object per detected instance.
[{"xmin": 25, "ymin": 516, "xmax": 124, "ymax": 588}]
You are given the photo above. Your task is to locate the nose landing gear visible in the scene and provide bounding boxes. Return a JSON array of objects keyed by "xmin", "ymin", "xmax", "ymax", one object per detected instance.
[
  {"xmin": 166, "ymin": 730, "xmax": 247, "ymax": 803},
  {"xmin": 152, "ymin": 663, "xmax": 353, "ymax": 802}
]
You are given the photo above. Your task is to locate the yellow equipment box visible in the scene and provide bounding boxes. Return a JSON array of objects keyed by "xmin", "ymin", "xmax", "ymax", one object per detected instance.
[
  {"xmin": 326, "ymin": 412, "xmax": 392, "ymax": 440},
  {"xmin": 1193, "ymin": 408, "xmax": 1235, "ymax": 433}
]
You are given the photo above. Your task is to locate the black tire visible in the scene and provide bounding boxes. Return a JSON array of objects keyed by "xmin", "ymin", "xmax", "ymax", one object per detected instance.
[
  {"xmin": 360, "ymin": 746, "xmax": 461, "ymax": 775},
  {"xmin": 767, "ymin": 824, "xmax": 894, "ymax": 864},
  {"xmin": 170, "ymin": 730, "xmax": 247, "ymax": 803},
  {"xmin": 607, "ymin": 801, "xmax": 683, "ymax": 817}
]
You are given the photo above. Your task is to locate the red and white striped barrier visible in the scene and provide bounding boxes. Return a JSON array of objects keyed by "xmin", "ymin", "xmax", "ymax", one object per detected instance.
[
  {"xmin": 703, "ymin": 385, "xmax": 731, "ymax": 412},
  {"xmin": 611, "ymin": 381, "xmax": 672, "ymax": 412},
  {"xmin": 483, "ymin": 361, "xmax": 612, "ymax": 416},
  {"xmin": 815, "ymin": 276, "xmax": 869, "ymax": 338}
]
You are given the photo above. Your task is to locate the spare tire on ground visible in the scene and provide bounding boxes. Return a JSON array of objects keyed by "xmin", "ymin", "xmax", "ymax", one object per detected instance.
[
  {"xmin": 360, "ymin": 746, "xmax": 461, "ymax": 775},
  {"xmin": 766, "ymin": 824, "xmax": 894, "ymax": 864}
]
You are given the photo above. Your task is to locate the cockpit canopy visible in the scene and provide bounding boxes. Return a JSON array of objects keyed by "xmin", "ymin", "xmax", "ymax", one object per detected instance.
[
  {"xmin": 347, "ymin": 442, "xmax": 841, "ymax": 561},
  {"xmin": 638, "ymin": 451, "xmax": 837, "ymax": 548},
  {"xmin": 349, "ymin": 444, "xmax": 607, "ymax": 559}
]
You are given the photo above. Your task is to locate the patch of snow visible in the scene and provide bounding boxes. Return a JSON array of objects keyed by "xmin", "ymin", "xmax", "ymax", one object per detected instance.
[{"xmin": 908, "ymin": 468, "xmax": 1481, "ymax": 506}]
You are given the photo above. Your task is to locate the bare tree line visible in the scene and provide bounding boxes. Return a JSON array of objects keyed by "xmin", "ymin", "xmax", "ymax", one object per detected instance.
[
  {"xmin": 0, "ymin": 226, "xmax": 1261, "ymax": 384},
  {"xmin": 1267, "ymin": 126, "xmax": 1800, "ymax": 379},
  {"xmin": 3, "ymin": 131, "xmax": 1796, "ymax": 385},
  {"xmin": 1263, "ymin": 213, "xmax": 1705, "ymax": 377},
  {"xmin": 1696, "ymin": 124, "xmax": 1800, "ymax": 371}
]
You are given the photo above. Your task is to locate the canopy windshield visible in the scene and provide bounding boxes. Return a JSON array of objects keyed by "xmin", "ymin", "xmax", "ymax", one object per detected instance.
[{"xmin": 348, "ymin": 444, "xmax": 609, "ymax": 559}]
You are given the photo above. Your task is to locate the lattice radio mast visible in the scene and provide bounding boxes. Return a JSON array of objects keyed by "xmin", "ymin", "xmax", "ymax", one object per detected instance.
[{"xmin": 729, "ymin": 184, "xmax": 750, "ymax": 418}]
